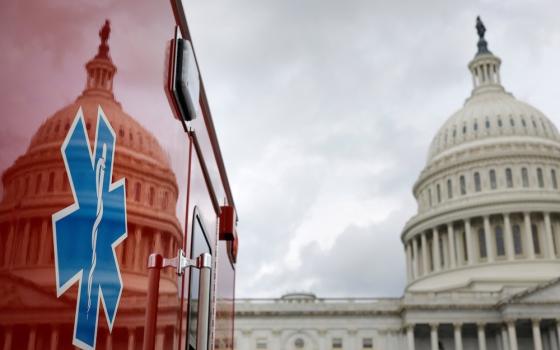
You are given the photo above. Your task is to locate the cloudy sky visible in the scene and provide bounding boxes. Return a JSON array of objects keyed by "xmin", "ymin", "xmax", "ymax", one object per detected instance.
[
  {"xmin": 2, "ymin": 1, "xmax": 560, "ymax": 299},
  {"xmin": 184, "ymin": 0, "xmax": 560, "ymax": 298}
]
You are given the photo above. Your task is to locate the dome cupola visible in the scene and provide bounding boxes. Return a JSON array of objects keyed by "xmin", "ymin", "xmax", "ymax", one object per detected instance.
[{"xmin": 468, "ymin": 16, "xmax": 504, "ymax": 96}]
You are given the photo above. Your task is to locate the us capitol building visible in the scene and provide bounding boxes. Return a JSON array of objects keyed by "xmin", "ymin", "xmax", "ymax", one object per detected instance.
[{"xmin": 234, "ymin": 18, "xmax": 560, "ymax": 350}]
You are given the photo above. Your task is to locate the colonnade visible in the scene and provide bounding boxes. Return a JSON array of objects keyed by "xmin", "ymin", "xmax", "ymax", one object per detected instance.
[
  {"xmin": 407, "ymin": 319, "xmax": 560, "ymax": 350},
  {"xmin": 405, "ymin": 211, "xmax": 559, "ymax": 282}
]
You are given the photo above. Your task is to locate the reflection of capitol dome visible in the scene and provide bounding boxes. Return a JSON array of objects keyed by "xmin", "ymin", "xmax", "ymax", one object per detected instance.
[
  {"xmin": 402, "ymin": 23, "xmax": 560, "ymax": 293},
  {"xmin": 0, "ymin": 22, "xmax": 181, "ymax": 348}
]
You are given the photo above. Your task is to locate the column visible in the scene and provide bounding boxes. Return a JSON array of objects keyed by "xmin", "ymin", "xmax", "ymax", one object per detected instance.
[
  {"xmin": 421, "ymin": 233, "xmax": 430, "ymax": 274},
  {"xmin": 448, "ymin": 223, "xmax": 457, "ymax": 268},
  {"xmin": 4, "ymin": 223, "xmax": 14, "ymax": 266},
  {"xmin": 406, "ymin": 325, "xmax": 415, "ymax": 350},
  {"xmin": 484, "ymin": 216, "xmax": 494, "ymax": 262},
  {"xmin": 406, "ymin": 243, "xmax": 413, "ymax": 282},
  {"xmin": 127, "ymin": 328, "xmax": 136, "ymax": 350},
  {"xmin": 504, "ymin": 214, "xmax": 515, "ymax": 260},
  {"xmin": 3, "ymin": 327, "xmax": 12, "ymax": 350},
  {"xmin": 524, "ymin": 212, "xmax": 536, "ymax": 259},
  {"xmin": 430, "ymin": 324, "xmax": 439, "ymax": 350},
  {"xmin": 477, "ymin": 323, "xmax": 487, "ymax": 350},
  {"xmin": 547, "ymin": 326, "xmax": 557, "ymax": 350},
  {"xmin": 465, "ymin": 219, "xmax": 475, "ymax": 265},
  {"xmin": 501, "ymin": 325, "xmax": 510, "ymax": 350},
  {"xmin": 557, "ymin": 320, "xmax": 560, "ymax": 350},
  {"xmin": 38, "ymin": 218, "xmax": 49, "ymax": 264},
  {"xmin": 20, "ymin": 220, "xmax": 31, "ymax": 265},
  {"xmin": 533, "ymin": 319, "xmax": 543, "ymax": 350},
  {"xmin": 432, "ymin": 229, "xmax": 441, "ymax": 272},
  {"xmin": 544, "ymin": 213, "xmax": 556, "ymax": 258},
  {"xmin": 507, "ymin": 321, "xmax": 518, "ymax": 350},
  {"xmin": 454, "ymin": 323, "xmax": 463, "ymax": 350},
  {"xmin": 50, "ymin": 326, "xmax": 59, "ymax": 350},
  {"xmin": 27, "ymin": 326, "xmax": 36, "ymax": 350},
  {"xmin": 412, "ymin": 238, "xmax": 419, "ymax": 279}
]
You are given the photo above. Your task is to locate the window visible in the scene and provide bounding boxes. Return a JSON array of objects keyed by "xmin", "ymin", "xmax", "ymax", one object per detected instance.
[
  {"xmin": 474, "ymin": 172, "xmax": 481, "ymax": 192},
  {"xmin": 474, "ymin": 121, "xmax": 478, "ymax": 131},
  {"xmin": 485, "ymin": 119, "xmax": 491, "ymax": 129},
  {"xmin": 510, "ymin": 117, "xmax": 515, "ymax": 127},
  {"xmin": 506, "ymin": 168, "xmax": 513, "ymax": 188},
  {"xmin": 478, "ymin": 228, "xmax": 487, "ymax": 258},
  {"xmin": 294, "ymin": 338, "xmax": 304, "ymax": 349},
  {"xmin": 537, "ymin": 168, "xmax": 544, "ymax": 188},
  {"xmin": 522, "ymin": 168, "xmax": 529, "ymax": 188},
  {"xmin": 134, "ymin": 183, "xmax": 142, "ymax": 202},
  {"xmin": 24, "ymin": 177, "xmax": 29, "ymax": 195},
  {"xmin": 495, "ymin": 226, "xmax": 505, "ymax": 256},
  {"xmin": 428, "ymin": 188, "xmax": 432, "ymax": 207},
  {"xmin": 498, "ymin": 118, "xmax": 503, "ymax": 127},
  {"xmin": 436, "ymin": 184, "xmax": 441, "ymax": 203},
  {"xmin": 532, "ymin": 224, "xmax": 541, "ymax": 255},
  {"xmin": 35, "ymin": 173, "xmax": 42, "ymax": 194},
  {"xmin": 149, "ymin": 186, "xmax": 155, "ymax": 206},
  {"xmin": 362, "ymin": 338, "xmax": 373, "ymax": 349},
  {"xmin": 552, "ymin": 169, "xmax": 558, "ymax": 189},
  {"xmin": 489, "ymin": 169, "xmax": 497, "ymax": 189},
  {"xmin": 513, "ymin": 224, "xmax": 523, "ymax": 255},
  {"xmin": 256, "ymin": 339, "xmax": 268, "ymax": 349},
  {"xmin": 462, "ymin": 231, "xmax": 468, "ymax": 262},
  {"xmin": 162, "ymin": 191, "xmax": 169, "ymax": 210},
  {"xmin": 460, "ymin": 175, "xmax": 466, "ymax": 195},
  {"xmin": 447, "ymin": 179, "xmax": 453, "ymax": 199},
  {"xmin": 332, "ymin": 338, "xmax": 343, "ymax": 349}
]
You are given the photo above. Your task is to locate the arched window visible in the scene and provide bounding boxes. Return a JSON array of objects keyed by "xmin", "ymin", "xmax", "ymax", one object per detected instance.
[
  {"xmin": 537, "ymin": 168, "xmax": 544, "ymax": 188},
  {"xmin": 294, "ymin": 338, "xmax": 305, "ymax": 349},
  {"xmin": 436, "ymin": 184, "xmax": 441, "ymax": 203},
  {"xmin": 447, "ymin": 179, "xmax": 453, "ymax": 199},
  {"xmin": 134, "ymin": 183, "xmax": 142, "ymax": 202},
  {"xmin": 506, "ymin": 168, "xmax": 513, "ymax": 188},
  {"xmin": 495, "ymin": 226, "xmax": 505, "ymax": 256},
  {"xmin": 47, "ymin": 172, "xmax": 55, "ymax": 192},
  {"xmin": 428, "ymin": 188, "xmax": 432, "ymax": 207},
  {"xmin": 474, "ymin": 172, "xmax": 481, "ymax": 192},
  {"xmin": 513, "ymin": 224, "xmax": 523, "ymax": 255},
  {"xmin": 460, "ymin": 175, "xmax": 466, "ymax": 195},
  {"xmin": 532, "ymin": 224, "xmax": 541, "ymax": 255},
  {"xmin": 552, "ymin": 169, "xmax": 558, "ymax": 189},
  {"xmin": 478, "ymin": 228, "xmax": 487, "ymax": 258},
  {"xmin": 521, "ymin": 168, "xmax": 529, "ymax": 188},
  {"xmin": 489, "ymin": 169, "xmax": 497, "ymax": 189}
]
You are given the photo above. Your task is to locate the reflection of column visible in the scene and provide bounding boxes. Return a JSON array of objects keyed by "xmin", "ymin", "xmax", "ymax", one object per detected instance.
[
  {"xmin": 501, "ymin": 325, "xmax": 510, "ymax": 350},
  {"xmin": 3, "ymin": 327, "xmax": 12, "ymax": 350},
  {"xmin": 448, "ymin": 223, "xmax": 456, "ymax": 268},
  {"xmin": 477, "ymin": 323, "xmax": 487, "ymax": 350},
  {"xmin": 464, "ymin": 219, "xmax": 474, "ymax": 265},
  {"xmin": 50, "ymin": 326, "xmax": 59, "ymax": 350},
  {"xmin": 27, "ymin": 326, "xmax": 36, "ymax": 350},
  {"xmin": 155, "ymin": 328, "xmax": 165, "ymax": 349},
  {"xmin": 21, "ymin": 220, "xmax": 31, "ymax": 265},
  {"xmin": 507, "ymin": 321, "xmax": 518, "ymax": 350},
  {"xmin": 412, "ymin": 238, "xmax": 419, "ymax": 279},
  {"xmin": 4, "ymin": 223, "xmax": 14, "ymax": 266},
  {"xmin": 532, "ymin": 320, "xmax": 543, "ymax": 350},
  {"xmin": 38, "ymin": 219, "xmax": 49, "ymax": 264},
  {"xmin": 544, "ymin": 213, "xmax": 555, "ymax": 258},
  {"xmin": 483, "ymin": 216, "xmax": 494, "ymax": 262},
  {"xmin": 127, "ymin": 328, "xmax": 136, "ymax": 350},
  {"xmin": 106, "ymin": 332, "xmax": 113, "ymax": 350},
  {"xmin": 155, "ymin": 232, "xmax": 162, "ymax": 254},
  {"xmin": 406, "ymin": 243, "xmax": 413, "ymax": 282},
  {"xmin": 432, "ymin": 229, "xmax": 441, "ymax": 272},
  {"xmin": 421, "ymin": 233, "xmax": 429, "ymax": 274},
  {"xmin": 133, "ymin": 226, "xmax": 142, "ymax": 271},
  {"xmin": 406, "ymin": 325, "xmax": 415, "ymax": 350},
  {"xmin": 504, "ymin": 214, "xmax": 514, "ymax": 260},
  {"xmin": 454, "ymin": 323, "xmax": 463, "ymax": 350},
  {"xmin": 524, "ymin": 213, "xmax": 535, "ymax": 259},
  {"xmin": 430, "ymin": 324, "xmax": 438, "ymax": 350}
]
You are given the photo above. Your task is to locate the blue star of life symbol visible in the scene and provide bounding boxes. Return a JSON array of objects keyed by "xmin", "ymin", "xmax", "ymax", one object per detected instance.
[{"xmin": 52, "ymin": 106, "xmax": 127, "ymax": 350}]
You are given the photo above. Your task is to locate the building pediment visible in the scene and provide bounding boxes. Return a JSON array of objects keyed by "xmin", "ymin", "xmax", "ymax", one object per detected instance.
[
  {"xmin": 0, "ymin": 272, "xmax": 72, "ymax": 311},
  {"xmin": 499, "ymin": 276, "xmax": 560, "ymax": 306}
]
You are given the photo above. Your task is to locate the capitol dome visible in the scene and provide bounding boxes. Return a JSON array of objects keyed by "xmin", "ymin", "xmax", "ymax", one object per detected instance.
[{"xmin": 401, "ymin": 18, "xmax": 560, "ymax": 293}]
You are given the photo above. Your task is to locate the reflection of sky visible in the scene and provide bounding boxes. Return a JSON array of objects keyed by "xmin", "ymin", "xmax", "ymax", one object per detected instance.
[{"xmin": 3, "ymin": 1, "xmax": 560, "ymax": 299}]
